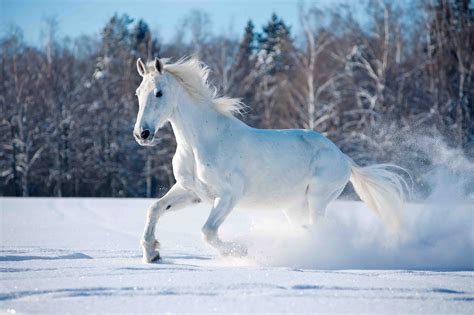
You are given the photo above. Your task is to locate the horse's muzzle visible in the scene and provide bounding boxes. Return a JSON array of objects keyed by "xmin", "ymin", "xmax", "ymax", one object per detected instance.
[
  {"xmin": 133, "ymin": 128, "xmax": 156, "ymax": 146},
  {"xmin": 134, "ymin": 129, "xmax": 158, "ymax": 146}
]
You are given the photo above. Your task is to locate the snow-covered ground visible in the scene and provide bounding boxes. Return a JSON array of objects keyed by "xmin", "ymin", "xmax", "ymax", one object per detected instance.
[{"xmin": 1, "ymin": 197, "xmax": 472, "ymax": 313}]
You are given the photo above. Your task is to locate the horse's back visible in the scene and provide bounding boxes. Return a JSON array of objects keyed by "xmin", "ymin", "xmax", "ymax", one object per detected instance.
[
  {"xmin": 245, "ymin": 127, "xmax": 346, "ymax": 169},
  {"xmin": 235, "ymin": 127, "xmax": 350, "ymax": 209}
]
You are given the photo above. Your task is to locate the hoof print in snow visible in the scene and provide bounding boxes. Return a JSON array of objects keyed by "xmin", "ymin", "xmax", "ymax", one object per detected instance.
[{"xmin": 220, "ymin": 243, "xmax": 248, "ymax": 257}]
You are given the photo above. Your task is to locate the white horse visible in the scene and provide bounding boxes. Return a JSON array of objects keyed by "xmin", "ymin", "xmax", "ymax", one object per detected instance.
[{"xmin": 134, "ymin": 57, "xmax": 409, "ymax": 263}]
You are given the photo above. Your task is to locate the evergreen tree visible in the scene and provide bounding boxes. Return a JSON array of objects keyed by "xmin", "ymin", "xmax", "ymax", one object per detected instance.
[
  {"xmin": 236, "ymin": 20, "xmax": 256, "ymax": 64},
  {"xmin": 254, "ymin": 14, "xmax": 296, "ymax": 128},
  {"xmin": 231, "ymin": 20, "xmax": 257, "ymax": 119},
  {"xmin": 256, "ymin": 13, "xmax": 293, "ymax": 75},
  {"xmin": 131, "ymin": 19, "xmax": 152, "ymax": 59}
]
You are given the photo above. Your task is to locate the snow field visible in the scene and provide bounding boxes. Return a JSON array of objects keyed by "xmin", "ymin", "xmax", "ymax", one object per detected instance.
[{"xmin": 0, "ymin": 198, "xmax": 472, "ymax": 313}]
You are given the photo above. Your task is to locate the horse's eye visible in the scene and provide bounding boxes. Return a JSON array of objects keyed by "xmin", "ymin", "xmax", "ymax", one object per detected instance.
[{"xmin": 155, "ymin": 90, "xmax": 163, "ymax": 98}]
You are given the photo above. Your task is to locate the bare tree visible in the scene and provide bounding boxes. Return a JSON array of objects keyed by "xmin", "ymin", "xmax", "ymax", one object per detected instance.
[
  {"xmin": 0, "ymin": 30, "xmax": 46, "ymax": 196},
  {"xmin": 291, "ymin": 5, "xmax": 345, "ymax": 132},
  {"xmin": 0, "ymin": 3, "xmax": 472, "ymax": 197}
]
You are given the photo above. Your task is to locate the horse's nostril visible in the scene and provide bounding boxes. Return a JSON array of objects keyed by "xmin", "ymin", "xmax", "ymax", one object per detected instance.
[{"xmin": 140, "ymin": 129, "xmax": 150, "ymax": 140}]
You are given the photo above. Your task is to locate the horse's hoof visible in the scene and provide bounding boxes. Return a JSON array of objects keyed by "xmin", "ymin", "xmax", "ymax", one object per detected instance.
[
  {"xmin": 150, "ymin": 252, "xmax": 161, "ymax": 262},
  {"xmin": 143, "ymin": 251, "xmax": 161, "ymax": 263}
]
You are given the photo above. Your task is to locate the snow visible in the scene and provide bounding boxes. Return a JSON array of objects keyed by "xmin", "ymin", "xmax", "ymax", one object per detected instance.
[{"xmin": 1, "ymin": 197, "xmax": 473, "ymax": 313}]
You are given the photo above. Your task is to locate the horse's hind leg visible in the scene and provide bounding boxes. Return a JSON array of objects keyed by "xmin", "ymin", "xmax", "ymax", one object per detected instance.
[
  {"xmin": 306, "ymin": 181, "xmax": 347, "ymax": 227},
  {"xmin": 306, "ymin": 153, "xmax": 351, "ymax": 226},
  {"xmin": 283, "ymin": 198, "xmax": 309, "ymax": 228}
]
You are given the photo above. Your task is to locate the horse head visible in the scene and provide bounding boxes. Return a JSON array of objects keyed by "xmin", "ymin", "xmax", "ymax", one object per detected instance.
[{"xmin": 134, "ymin": 57, "xmax": 176, "ymax": 146}]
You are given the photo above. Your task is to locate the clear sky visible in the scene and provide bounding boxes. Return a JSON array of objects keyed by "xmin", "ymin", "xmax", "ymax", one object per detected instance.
[{"xmin": 1, "ymin": 0, "xmax": 356, "ymax": 45}]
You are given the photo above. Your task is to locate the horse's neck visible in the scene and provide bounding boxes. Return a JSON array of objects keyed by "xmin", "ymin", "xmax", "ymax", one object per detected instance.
[{"xmin": 168, "ymin": 95, "xmax": 235, "ymax": 153}]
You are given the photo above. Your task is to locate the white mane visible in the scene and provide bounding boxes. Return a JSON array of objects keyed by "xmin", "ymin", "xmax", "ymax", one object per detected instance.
[{"xmin": 147, "ymin": 58, "xmax": 245, "ymax": 117}]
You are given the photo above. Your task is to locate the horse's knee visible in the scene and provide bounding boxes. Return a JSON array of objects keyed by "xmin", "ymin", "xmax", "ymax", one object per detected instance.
[{"xmin": 147, "ymin": 200, "xmax": 171, "ymax": 221}]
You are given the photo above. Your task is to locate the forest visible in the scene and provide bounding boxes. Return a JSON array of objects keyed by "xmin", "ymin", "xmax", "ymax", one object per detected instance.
[{"xmin": 0, "ymin": 0, "xmax": 472, "ymax": 197}]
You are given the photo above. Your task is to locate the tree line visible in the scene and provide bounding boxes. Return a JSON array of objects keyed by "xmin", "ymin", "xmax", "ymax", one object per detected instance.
[{"xmin": 1, "ymin": 0, "xmax": 472, "ymax": 198}]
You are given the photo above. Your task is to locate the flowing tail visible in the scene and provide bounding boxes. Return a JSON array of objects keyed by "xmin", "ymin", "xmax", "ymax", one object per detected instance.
[{"xmin": 349, "ymin": 160, "xmax": 411, "ymax": 232}]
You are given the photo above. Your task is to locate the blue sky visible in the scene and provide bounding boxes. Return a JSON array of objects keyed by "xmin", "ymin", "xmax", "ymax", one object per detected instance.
[{"xmin": 1, "ymin": 0, "xmax": 355, "ymax": 45}]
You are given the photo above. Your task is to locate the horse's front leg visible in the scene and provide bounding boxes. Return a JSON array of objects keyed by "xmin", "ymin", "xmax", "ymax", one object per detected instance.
[
  {"xmin": 141, "ymin": 184, "xmax": 200, "ymax": 263},
  {"xmin": 201, "ymin": 196, "xmax": 247, "ymax": 256}
]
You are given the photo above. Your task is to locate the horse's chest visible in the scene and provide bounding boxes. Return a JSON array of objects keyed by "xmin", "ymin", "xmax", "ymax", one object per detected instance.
[
  {"xmin": 172, "ymin": 153, "xmax": 194, "ymax": 187},
  {"xmin": 172, "ymin": 152, "xmax": 217, "ymax": 201}
]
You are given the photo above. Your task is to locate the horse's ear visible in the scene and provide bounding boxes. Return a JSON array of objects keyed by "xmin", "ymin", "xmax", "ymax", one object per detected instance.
[
  {"xmin": 136, "ymin": 58, "xmax": 146, "ymax": 77},
  {"xmin": 154, "ymin": 57, "xmax": 163, "ymax": 74}
]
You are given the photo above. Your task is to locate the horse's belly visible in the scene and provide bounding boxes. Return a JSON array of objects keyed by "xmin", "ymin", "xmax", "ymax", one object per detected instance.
[
  {"xmin": 237, "ymin": 170, "xmax": 310, "ymax": 210},
  {"xmin": 235, "ymin": 139, "xmax": 315, "ymax": 209},
  {"xmin": 238, "ymin": 187, "xmax": 308, "ymax": 210}
]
